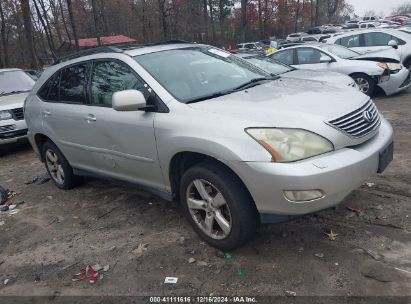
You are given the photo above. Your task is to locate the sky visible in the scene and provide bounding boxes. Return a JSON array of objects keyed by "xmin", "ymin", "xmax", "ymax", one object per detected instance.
[{"xmin": 346, "ymin": 0, "xmax": 407, "ymax": 17}]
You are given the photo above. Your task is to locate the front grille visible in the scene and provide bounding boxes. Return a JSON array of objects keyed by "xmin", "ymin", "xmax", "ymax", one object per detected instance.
[
  {"xmin": 0, "ymin": 129, "xmax": 28, "ymax": 139},
  {"xmin": 11, "ymin": 108, "xmax": 24, "ymax": 120},
  {"xmin": 327, "ymin": 99, "xmax": 381, "ymax": 138},
  {"xmin": 0, "ymin": 125, "xmax": 15, "ymax": 133}
]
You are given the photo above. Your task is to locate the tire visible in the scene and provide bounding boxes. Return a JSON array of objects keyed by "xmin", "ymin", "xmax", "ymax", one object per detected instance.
[
  {"xmin": 179, "ymin": 162, "xmax": 258, "ymax": 250},
  {"xmin": 351, "ymin": 73, "xmax": 376, "ymax": 96},
  {"xmin": 42, "ymin": 140, "xmax": 81, "ymax": 190}
]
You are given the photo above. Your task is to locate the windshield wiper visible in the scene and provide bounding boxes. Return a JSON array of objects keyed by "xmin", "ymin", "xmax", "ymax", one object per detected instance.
[
  {"xmin": 185, "ymin": 76, "xmax": 279, "ymax": 104},
  {"xmin": 0, "ymin": 90, "xmax": 30, "ymax": 97},
  {"xmin": 231, "ymin": 76, "xmax": 278, "ymax": 92}
]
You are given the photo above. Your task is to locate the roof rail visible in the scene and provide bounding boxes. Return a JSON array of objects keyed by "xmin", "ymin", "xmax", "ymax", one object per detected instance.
[
  {"xmin": 53, "ymin": 45, "xmax": 123, "ymax": 65},
  {"xmin": 114, "ymin": 39, "xmax": 193, "ymax": 50}
]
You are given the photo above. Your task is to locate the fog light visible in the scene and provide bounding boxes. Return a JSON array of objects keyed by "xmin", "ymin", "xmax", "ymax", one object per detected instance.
[{"xmin": 283, "ymin": 190, "xmax": 324, "ymax": 202}]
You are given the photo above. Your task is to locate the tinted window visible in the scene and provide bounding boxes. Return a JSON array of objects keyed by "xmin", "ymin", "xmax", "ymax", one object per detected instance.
[
  {"xmin": 296, "ymin": 48, "xmax": 323, "ymax": 64},
  {"xmin": 363, "ymin": 32, "xmax": 392, "ymax": 46},
  {"xmin": 38, "ymin": 72, "xmax": 60, "ymax": 101},
  {"xmin": 271, "ymin": 50, "xmax": 294, "ymax": 65},
  {"xmin": 59, "ymin": 64, "xmax": 88, "ymax": 104},
  {"xmin": 91, "ymin": 60, "xmax": 145, "ymax": 106},
  {"xmin": 340, "ymin": 35, "xmax": 360, "ymax": 47}
]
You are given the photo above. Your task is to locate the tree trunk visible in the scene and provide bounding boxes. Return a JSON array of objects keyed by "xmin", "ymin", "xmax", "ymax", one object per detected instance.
[
  {"xmin": 38, "ymin": 0, "xmax": 56, "ymax": 49},
  {"xmin": 21, "ymin": 0, "xmax": 39, "ymax": 69},
  {"xmin": 202, "ymin": 0, "xmax": 208, "ymax": 42},
  {"xmin": 258, "ymin": 0, "xmax": 263, "ymax": 38},
  {"xmin": 0, "ymin": 1, "xmax": 8, "ymax": 66},
  {"xmin": 294, "ymin": 0, "xmax": 300, "ymax": 32},
  {"xmin": 240, "ymin": 0, "xmax": 247, "ymax": 42},
  {"xmin": 58, "ymin": 0, "xmax": 72, "ymax": 43},
  {"xmin": 33, "ymin": 0, "xmax": 55, "ymax": 52},
  {"xmin": 66, "ymin": 0, "xmax": 79, "ymax": 50},
  {"xmin": 91, "ymin": 0, "xmax": 101, "ymax": 45},
  {"xmin": 315, "ymin": 0, "xmax": 320, "ymax": 26},
  {"xmin": 208, "ymin": 0, "xmax": 215, "ymax": 42},
  {"xmin": 158, "ymin": 0, "xmax": 167, "ymax": 40}
]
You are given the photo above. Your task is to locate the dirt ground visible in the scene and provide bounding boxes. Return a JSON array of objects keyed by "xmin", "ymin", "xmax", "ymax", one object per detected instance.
[{"xmin": 0, "ymin": 89, "xmax": 410, "ymax": 300}]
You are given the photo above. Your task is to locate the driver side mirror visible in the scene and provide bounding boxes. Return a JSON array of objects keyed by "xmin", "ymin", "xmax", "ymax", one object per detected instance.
[
  {"xmin": 388, "ymin": 40, "xmax": 398, "ymax": 49},
  {"xmin": 320, "ymin": 55, "xmax": 332, "ymax": 63},
  {"xmin": 112, "ymin": 90, "xmax": 147, "ymax": 112}
]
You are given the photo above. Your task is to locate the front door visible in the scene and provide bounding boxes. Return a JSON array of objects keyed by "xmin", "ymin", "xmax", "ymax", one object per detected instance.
[{"xmin": 84, "ymin": 59, "xmax": 164, "ymax": 189}]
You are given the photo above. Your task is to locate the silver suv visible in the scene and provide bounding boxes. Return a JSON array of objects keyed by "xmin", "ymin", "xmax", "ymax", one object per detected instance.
[{"xmin": 25, "ymin": 43, "xmax": 394, "ymax": 249}]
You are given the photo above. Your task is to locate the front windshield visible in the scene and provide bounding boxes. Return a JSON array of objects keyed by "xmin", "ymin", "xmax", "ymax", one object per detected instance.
[
  {"xmin": 245, "ymin": 56, "xmax": 294, "ymax": 75},
  {"xmin": 134, "ymin": 47, "xmax": 271, "ymax": 103},
  {"xmin": 318, "ymin": 44, "xmax": 360, "ymax": 59},
  {"xmin": 0, "ymin": 70, "xmax": 35, "ymax": 96}
]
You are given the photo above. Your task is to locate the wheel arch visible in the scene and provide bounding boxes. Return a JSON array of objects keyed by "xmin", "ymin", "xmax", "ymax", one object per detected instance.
[
  {"xmin": 34, "ymin": 133, "xmax": 54, "ymax": 162},
  {"xmin": 168, "ymin": 151, "xmax": 255, "ymax": 207}
]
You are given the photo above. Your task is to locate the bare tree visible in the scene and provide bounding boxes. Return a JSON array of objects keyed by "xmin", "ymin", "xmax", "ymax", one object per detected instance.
[
  {"xmin": 240, "ymin": 0, "xmax": 247, "ymax": 42},
  {"xmin": 66, "ymin": 0, "xmax": 79, "ymax": 50},
  {"xmin": 21, "ymin": 0, "xmax": 39, "ymax": 68},
  {"xmin": 0, "ymin": 1, "xmax": 8, "ymax": 66}
]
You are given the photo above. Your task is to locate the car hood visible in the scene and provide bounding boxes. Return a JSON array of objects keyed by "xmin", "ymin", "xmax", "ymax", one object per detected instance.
[
  {"xmin": 0, "ymin": 92, "xmax": 29, "ymax": 111},
  {"xmin": 282, "ymin": 69, "xmax": 354, "ymax": 87},
  {"xmin": 352, "ymin": 48, "xmax": 401, "ymax": 63},
  {"xmin": 187, "ymin": 78, "xmax": 372, "ymax": 149}
]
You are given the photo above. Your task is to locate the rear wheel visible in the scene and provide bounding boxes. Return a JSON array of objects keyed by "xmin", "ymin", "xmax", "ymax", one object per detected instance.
[
  {"xmin": 42, "ymin": 141, "xmax": 81, "ymax": 190},
  {"xmin": 351, "ymin": 73, "xmax": 376, "ymax": 96},
  {"xmin": 179, "ymin": 162, "xmax": 258, "ymax": 250}
]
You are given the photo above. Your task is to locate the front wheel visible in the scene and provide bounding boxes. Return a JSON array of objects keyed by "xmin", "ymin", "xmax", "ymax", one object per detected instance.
[
  {"xmin": 351, "ymin": 73, "xmax": 376, "ymax": 96},
  {"xmin": 179, "ymin": 162, "xmax": 258, "ymax": 250}
]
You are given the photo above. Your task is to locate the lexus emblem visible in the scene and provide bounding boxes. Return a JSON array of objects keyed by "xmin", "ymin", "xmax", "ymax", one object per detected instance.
[{"xmin": 363, "ymin": 111, "xmax": 373, "ymax": 123}]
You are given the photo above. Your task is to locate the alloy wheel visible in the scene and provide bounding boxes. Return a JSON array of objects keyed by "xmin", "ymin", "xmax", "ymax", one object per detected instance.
[
  {"xmin": 355, "ymin": 77, "xmax": 370, "ymax": 94},
  {"xmin": 186, "ymin": 179, "xmax": 232, "ymax": 240},
  {"xmin": 45, "ymin": 149, "xmax": 65, "ymax": 185}
]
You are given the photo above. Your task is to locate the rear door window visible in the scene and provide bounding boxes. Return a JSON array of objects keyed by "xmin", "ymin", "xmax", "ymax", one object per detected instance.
[
  {"xmin": 339, "ymin": 35, "xmax": 360, "ymax": 47},
  {"xmin": 59, "ymin": 63, "xmax": 88, "ymax": 104},
  {"xmin": 271, "ymin": 49, "xmax": 294, "ymax": 65},
  {"xmin": 296, "ymin": 48, "xmax": 325, "ymax": 64}
]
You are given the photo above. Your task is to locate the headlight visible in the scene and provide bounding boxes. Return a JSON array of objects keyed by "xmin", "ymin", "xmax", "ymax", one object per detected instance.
[
  {"xmin": 377, "ymin": 62, "xmax": 402, "ymax": 72},
  {"xmin": 246, "ymin": 128, "xmax": 334, "ymax": 162},
  {"xmin": 0, "ymin": 110, "xmax": 12, "ymax": 120},
  {"xmin": 387, "ymin": 63, "xmax": 402, "ymax": 73}
]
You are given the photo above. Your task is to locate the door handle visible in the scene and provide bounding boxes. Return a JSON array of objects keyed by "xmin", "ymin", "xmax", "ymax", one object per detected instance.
[
  {"xmin": 42, "ymin": 110, "xmax": 51, "ymax": 117},
  {"xmin": 85, "ymin": 114, "xmax": 97, "ymax": 122}
]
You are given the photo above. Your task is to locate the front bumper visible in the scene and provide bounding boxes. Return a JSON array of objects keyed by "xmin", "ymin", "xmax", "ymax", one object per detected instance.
[
  {"xmin": 229, "ymin": 117, "xmax": 393, "ymax": 217},
  {"xmin": 0, "ymin": 119, "xmax": 28, "ymax": 145},
  {"xmin": 378, "ymin": 68, "xmax": 411, "ymax": 96}
]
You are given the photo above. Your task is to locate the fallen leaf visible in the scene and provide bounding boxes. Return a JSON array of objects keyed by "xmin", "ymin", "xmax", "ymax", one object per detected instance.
[
  {"xmin": 132, "ymin": 243, "xmax": 148, "ymax": 255},
  {"xmin": 325, "ymin": 230, "xmax": 338, "ymax": 241}
]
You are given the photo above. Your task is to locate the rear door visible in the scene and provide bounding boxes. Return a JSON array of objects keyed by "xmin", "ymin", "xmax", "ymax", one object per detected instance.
[
  {"xmin": 337, "ymin": 33, "xmax": 363, "ymax": 52},
  {"xmin": 84, "ymin": 59, "xmax": 164, "ymax": 189},
  {"xmin": 270, "ymin": 49, "xmax": 295, "ymax": 65},
  {"xmin": 361, "ymin": 32, "xmax": 395, "ymax": 53},
  {"xmin": 40, "ymin": 62, "xmax": 95, "ymax": 170}
]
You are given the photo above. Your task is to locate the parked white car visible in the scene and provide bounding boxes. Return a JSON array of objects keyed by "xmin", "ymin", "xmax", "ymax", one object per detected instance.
[
  {"xmin": 286, "ymin": 32, "xmax": 308, "ymax": 42},
  {"xmin": 325, "ymin": 29, "xmax": 411, "ymax": 69},
  {"xmin": 270, "ymin": 44, "xmax": 411, "ymax": 96},
  {"xmin": 0, "ymin": 69, "xmax": 35, "ymax": 148},
  {"xmin": 235, "ymin": 53, "xmax": 359, "ymax": 90}
]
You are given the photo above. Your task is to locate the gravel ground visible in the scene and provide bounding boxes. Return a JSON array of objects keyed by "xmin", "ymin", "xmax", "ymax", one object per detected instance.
[{"xmin": 0, "ymin": 89, "xmax": 410, "ymax": 300}]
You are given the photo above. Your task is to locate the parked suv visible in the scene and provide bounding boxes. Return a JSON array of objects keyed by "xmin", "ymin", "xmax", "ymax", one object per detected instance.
[
  {"xmin": 25, "ymin": 43, "xmax": 394, "ymax": 249},
  {"xmin": 1, "ymin": 69, "xmax": 35, "ymax": 149}
]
